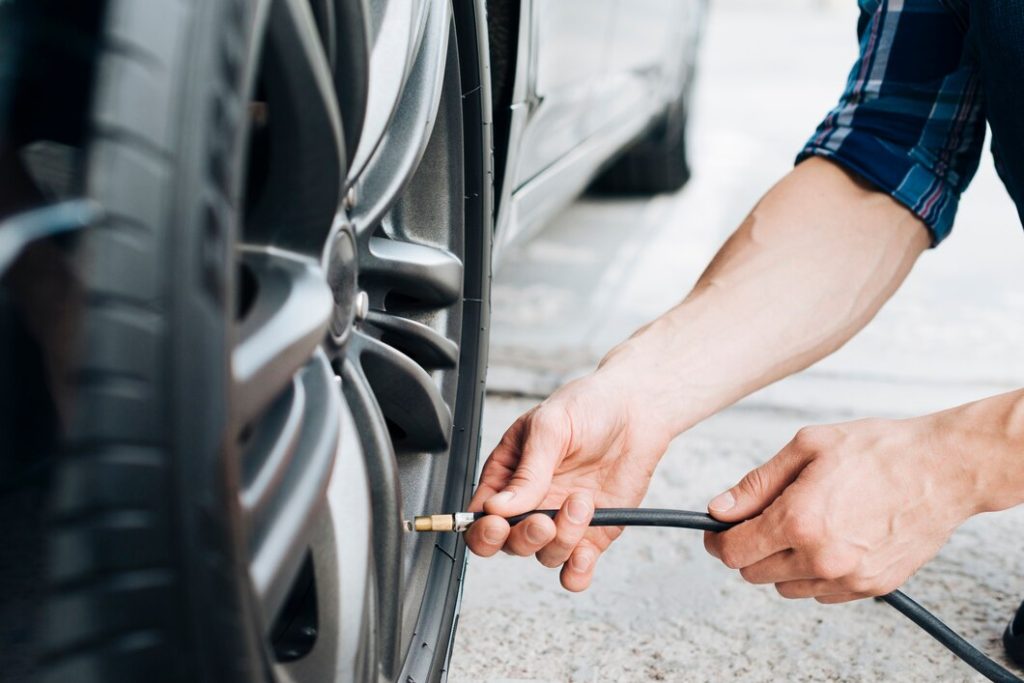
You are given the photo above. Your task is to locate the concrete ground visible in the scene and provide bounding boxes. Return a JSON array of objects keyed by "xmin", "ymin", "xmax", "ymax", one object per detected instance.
[{"xmin": 448, "ymin": 1, "xmax": 1024, "ymax": 681}]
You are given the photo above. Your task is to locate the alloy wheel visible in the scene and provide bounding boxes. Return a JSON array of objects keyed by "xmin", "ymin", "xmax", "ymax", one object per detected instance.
[{"xmin": 234, "ymin": 1, "xmax": 488, "ymax": 681}]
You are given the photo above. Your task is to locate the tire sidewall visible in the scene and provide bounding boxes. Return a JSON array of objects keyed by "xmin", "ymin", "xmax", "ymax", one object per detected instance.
[
  {"xmin": 160, "ymin": 0, "xmax": 266, "ymax": 680},
  {"xmin": 86, "ymin": 0, "xmax": 265, "ymax": 679}
]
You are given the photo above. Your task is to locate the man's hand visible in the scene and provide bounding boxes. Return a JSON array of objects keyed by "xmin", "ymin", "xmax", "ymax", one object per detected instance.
[
  {"xmin": 466, "ymin": 159, "xmax": 934, "ymax": 593},
  {"xmin": 465, "ymin": 371, "xmax": 672, "ymax": 591},
  {"xmin": 703, "ymin": 416, "xmax": 988, "ymax": 603}
]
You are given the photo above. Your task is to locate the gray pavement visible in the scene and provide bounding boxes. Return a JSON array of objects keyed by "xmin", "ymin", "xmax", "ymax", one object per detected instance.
[{"xmin": 448, "ymin": 2, "xmax": 1024, "ymax": 682}]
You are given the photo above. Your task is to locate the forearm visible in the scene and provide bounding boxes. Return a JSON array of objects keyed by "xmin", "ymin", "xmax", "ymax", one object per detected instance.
[{"xmin": 598, "ymin": 157, "xmax": 930, "ymax": 436}]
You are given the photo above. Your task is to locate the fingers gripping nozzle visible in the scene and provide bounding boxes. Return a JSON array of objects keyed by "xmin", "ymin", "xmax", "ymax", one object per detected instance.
[{"xmin": 405, "ymin": 512, "xmax": 476, "ymax": 532}]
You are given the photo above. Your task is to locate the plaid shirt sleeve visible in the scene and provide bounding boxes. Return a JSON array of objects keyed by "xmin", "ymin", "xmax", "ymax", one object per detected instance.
[{"xmin": 797, "ymin": 0, "xmax": 985, "ymax": 245}]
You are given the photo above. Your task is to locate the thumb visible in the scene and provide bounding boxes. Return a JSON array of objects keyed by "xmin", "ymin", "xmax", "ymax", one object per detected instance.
[
  {"xmin": 708, "ymin": 447, "xmax": 809, "ymax": 522},
  {"xmin": 483, "ymin": 406, "xmax": 572, "ymax": 516}
]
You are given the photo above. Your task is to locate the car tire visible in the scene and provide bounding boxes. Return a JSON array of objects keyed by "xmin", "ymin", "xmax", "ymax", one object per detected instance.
[
  {"xmin": 589, "ymin": 84, "xmax": 692, "ymax": 196},
  {"xmin": 30, "ymin": 1, "xmax": 491, "ymax": 682}
]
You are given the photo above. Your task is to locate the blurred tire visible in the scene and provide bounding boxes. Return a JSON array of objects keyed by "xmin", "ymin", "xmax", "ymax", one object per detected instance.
[
  {"xmin": 30, "ymin": 1, "xmax": 492, "ymax": 682},
  {"xmin": 590, "ymin": 82, "xmax": 692, "ymax": 195}
]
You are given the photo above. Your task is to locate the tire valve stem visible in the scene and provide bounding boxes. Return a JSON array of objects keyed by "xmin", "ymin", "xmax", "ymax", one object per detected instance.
[{"xmin": 404, "ymin": 513, "xmax": 476, "ymax": 532}]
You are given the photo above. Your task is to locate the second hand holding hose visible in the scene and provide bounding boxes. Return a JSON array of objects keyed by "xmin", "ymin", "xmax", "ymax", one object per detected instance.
[{"xmin": 407, "ymin": 507, "xmax": 1022, "ymax": 683}]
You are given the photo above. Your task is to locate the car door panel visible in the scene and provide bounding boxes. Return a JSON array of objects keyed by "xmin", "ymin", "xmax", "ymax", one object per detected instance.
[
  {"xmin": 600, "ymin": 0, "xmax": 695, "ymax": 126},
  {"xmin": 511, "ymin": 0, "xmax": 614, "ymax": 187}
]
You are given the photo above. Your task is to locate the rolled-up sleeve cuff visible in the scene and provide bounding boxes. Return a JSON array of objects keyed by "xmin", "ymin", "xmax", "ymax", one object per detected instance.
[{"xmin": 797, "ymin": 138, "xmax": 960, "ymax": 247}]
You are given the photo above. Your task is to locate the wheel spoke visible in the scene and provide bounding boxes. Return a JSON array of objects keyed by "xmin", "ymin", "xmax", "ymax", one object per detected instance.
[
  {"xmin": 350, "ymin": 330, "xmax": 452, "ymax": 453},
  {"xmin": 339, "ymin": 357, "xmax": 404, "ymax": 680},
  {"xmin": 360, "ymin": 235, "xmax": 462, "ymax": 307},
  {"xmin": 305, "ymin": 0, "xmax": 370, "ymax": 171},
  {"xmin": 323, "ymin": 390, "xmax": 376, "ymax": 683},
  {"xmin": 245, "ymin": 351, "xmax": 340, "ymax": 625},
  {"xmin": 364, "ymin": 310, "xmax": 458, "ymax": 370},
  {"xmin": 233, "ymin": 249, "xmax": 332, "ymax": 424},
  {"xmin": 345, "ymin": 1, "xmax": 419, "ymax": 182},
  {"xmin": 349, "ymin": 0, "xmax": 451, "ymax": 232},
  {"xmin": 306, "ymin": 0, "xmax": 336, "ymax": 71},
  {"xmin": 240, "ymin": 375, "xmax": 306, "ymax": 517},
  {"xmin": 246, "ymin": 0, "xmax": 345, "ymax": 255},
  {"xmin": 327, "ymin": 0, "xmax": 369, "ymax": 168}
]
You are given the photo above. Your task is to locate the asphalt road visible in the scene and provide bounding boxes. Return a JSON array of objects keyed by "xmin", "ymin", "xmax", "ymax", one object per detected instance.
[{"xmin": 448, "ymin": 1, "xmax": 1024, "ymax": 681}]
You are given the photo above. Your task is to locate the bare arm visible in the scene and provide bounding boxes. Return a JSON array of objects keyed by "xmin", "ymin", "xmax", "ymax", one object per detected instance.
[
  {"xmin": 465, "ymin": 157, "xmax": 932, "ymax": 591},
  {"xmin": 598, "ymin": 156, "xmax": 930, "ymax": 437}
]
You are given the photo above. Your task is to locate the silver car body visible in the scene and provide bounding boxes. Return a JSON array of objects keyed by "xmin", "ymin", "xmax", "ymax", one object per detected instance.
[
  {"xmin": 345, "ymin": 0, "xmax": 704, "ymax": 264},
  {"xmin": 495, "ymin": 0, "xmax": 704, "ymax": 260}
]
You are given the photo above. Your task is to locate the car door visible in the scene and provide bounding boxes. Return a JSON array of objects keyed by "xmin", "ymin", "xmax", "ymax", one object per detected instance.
[
  {"xmin": 601, "ymin": 0, "xmax": 700, "ymax": 124},
  {"xmin": 511, "ymin": 0, "xmax": 615, "ymax": 187}
]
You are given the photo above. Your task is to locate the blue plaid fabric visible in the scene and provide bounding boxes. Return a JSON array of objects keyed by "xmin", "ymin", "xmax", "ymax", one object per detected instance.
[{"xmin": 797, "ymin": 0, "xmax": 986, "ymax": 245}]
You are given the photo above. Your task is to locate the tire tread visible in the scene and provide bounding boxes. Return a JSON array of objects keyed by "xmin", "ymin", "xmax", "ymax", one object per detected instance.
[{"xmin": 38, "ymin": 1, "xmax": 193, "ymax": 680}]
